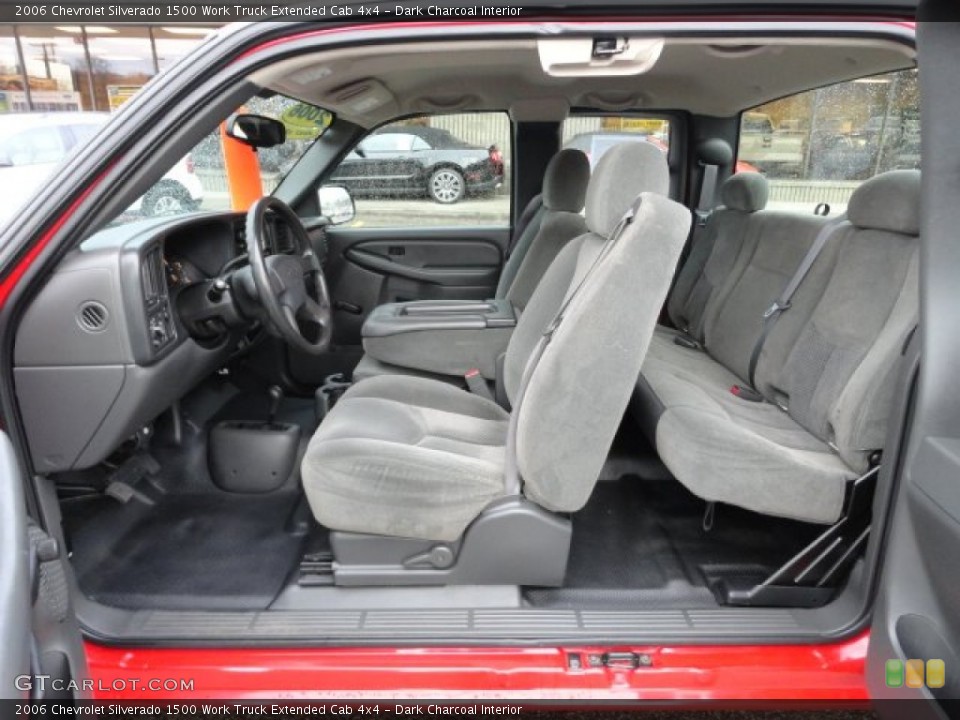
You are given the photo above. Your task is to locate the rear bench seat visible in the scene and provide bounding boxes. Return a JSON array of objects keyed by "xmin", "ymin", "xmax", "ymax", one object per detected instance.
[{"xmin": 634, "ymin": 170, "xmax": 920, "ymax": 525}]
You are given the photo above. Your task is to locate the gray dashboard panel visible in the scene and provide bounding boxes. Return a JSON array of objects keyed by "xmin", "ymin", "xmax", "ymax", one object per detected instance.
[
  {"xmin": 15, "ymin": 263, "xmax": 131, "ymax": 368},
  {"xmin": 14, "ymin": 214, "xmax": 239, "ymax": 473},
  {"xmin": 14, "ymin": 365, "xmax": 127, "ymax": 473}
]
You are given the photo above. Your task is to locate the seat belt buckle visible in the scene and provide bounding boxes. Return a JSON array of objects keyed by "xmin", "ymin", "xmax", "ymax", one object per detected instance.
[
  {"xmin": 730, "ymin": 385, "xmax": 764, "ymax": 403},
  {"xmin": 465, "ymin": 369, "xmax": 495, "ymax": 401},
  {"xmin": 673, "ymin": 334, "xmax": 702, "ymax": 351},
  {"xmin": 763, "ymin": 300, "xmax": 791, "ymax": 319}
]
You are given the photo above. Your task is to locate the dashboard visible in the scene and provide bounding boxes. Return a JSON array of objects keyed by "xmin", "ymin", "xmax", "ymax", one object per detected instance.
[{"xmin": 12, "ymin": 210, "xmax": 322, "ymax": 475}]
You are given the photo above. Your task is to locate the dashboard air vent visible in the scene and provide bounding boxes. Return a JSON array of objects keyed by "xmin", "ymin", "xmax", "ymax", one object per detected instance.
[
  {"xmin": 77, "ymin": 301, "xmax": 109, "ymax": 332},
  {"xmin": 141, "ymin": 246, "xmax": 165, "ymax": 306}
]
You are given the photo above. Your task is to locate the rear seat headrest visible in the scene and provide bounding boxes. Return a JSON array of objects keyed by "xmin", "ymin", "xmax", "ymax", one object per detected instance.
[
  {"xmin": 585, "ymin": 141, "xmax": 669, "ymax": 238},
  {"xmin": 847, "ymin": 169, "xmax": 921, "ymax": 236},
  {"xmin": 720, "ymin": 172, "xmax": 769, "ymax": 213},
  {"xmin": 697, "ymin": 138, "xmax": 734, "ymax": 167},
  {"xmin": 543, "ymin": 148, "xmax": 590, "ymax": 213}
]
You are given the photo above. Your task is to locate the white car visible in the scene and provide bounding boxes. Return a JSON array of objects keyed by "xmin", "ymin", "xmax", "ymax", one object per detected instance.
[{"xmin": 0, "ymin": 112, "xmax": 203, "ymax": 221}]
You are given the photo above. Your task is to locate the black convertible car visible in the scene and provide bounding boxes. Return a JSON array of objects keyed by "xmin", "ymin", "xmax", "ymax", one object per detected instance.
[{"xmin": 329, "ymin": 125, "xmax": 503, "ymax": 203}]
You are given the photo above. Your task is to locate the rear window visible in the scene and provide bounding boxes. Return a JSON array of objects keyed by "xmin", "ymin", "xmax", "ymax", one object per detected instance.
[
  {"xmin": 561, "ymin": 115, "xmax": 671, "ymax": 170},
  {"xmin": 738, "ymin": 69, "xmax": 919, "ymax": 214}
]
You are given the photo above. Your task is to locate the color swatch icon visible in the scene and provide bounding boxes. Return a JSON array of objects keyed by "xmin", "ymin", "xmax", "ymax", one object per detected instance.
[
  {"xmin": 886, "ymin": 659, "xmax": 904, "ymax": 688},
  {"xmin": 927, "ymin": 659, "xmax": 946, "ymax": 689},
  {"xmin": 885, "ymin": 658, "xmax": 946, "ymax": 689},
  {"xmin": 905, "ymin": 659, "xmax": 925, "ymax": 689}
]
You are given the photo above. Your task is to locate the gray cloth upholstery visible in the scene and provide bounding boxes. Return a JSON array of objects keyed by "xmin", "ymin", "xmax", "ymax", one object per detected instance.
[
  {"xmin": 495, "ymin": 203, "xmax": 544, "ymax": 300},
  {"xmin": 719, "ymin": 171, "xmax": 769, "ymax": 213},
  {"xmin": 303, "ymin": 142, "xmax": 690, "ymax": 540},
  {"xmin": 504, "ymin": 211, "xmax": 587, "ymax": 311},
  {"xmin": 648, "ymin": 357, "xmax": 854, "ymax": 524},
  {"xmin": 363, "ymin": 326, "xmax": 513, "ymax": 380},
  {"xmin": 517, "ymin": 193, "xmax": 690, "ymax": 512},
  {"xmin": 585, "ymin": 142, "xmax": 669, "ymax": 238},
  {"xmin": 665, "ymin": 173, "xmax": 769, "ymax": 338},
  {"xmin": 846, "ymin": 169, "xmax": 921, "ymax": 235},
  {"xmin": 635, "ymin": 169, "xmax": 920, "ymax": 525},
  {"xmin": 352, "ymin": 355, "xmax": 463, "ymax": 385},
  {"xmin": 302, "ymin": 375, "xmax": 509, "ymax": 542},
  {"xmin": 355, "ymin": 149, "xmax": 589, "ymax": 383},
  {"xmin": 705, "ymin": 212, "xmax": 830, "ymax": 381},
  {"xmin": 542, "ymin": 148, "xmax": 591, "ymax": 212}
]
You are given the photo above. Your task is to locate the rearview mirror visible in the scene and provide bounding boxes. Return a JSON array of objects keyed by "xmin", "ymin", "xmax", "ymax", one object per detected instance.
[
  {"xmin": 224, "ymin": 114, "xmax": 286, "ymax": 149},
  {"xmin": 318, "ymin": 185, "xmax": 356, "ymax": 226}
]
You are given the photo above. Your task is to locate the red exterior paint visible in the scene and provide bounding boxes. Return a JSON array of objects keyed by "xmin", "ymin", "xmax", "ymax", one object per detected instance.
[
  {"xmin": 0, "ymin": 179, "xmax": 104, "ymax": 310},
  {"xmin": 84, "ymin": 633, "xmax": 870, "ymax": 702}
]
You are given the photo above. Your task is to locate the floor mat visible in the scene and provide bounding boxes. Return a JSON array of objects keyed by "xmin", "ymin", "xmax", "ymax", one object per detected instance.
[
  {"xmin": 64, "ymin": 492, "xmax": 307, "ymax": 611},
  {"xmin": 526, "ymin": 476, "xmax": 822, "ymax": 609}
]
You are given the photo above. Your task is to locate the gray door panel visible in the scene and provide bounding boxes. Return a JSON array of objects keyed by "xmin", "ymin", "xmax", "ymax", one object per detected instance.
[
  {"xmin": 867, "ymin": 15, "xmax": 960, "ymax": 717},
  {"xmin": 0, "ymin": 432, "xmax": 31, "ymax": 698}
]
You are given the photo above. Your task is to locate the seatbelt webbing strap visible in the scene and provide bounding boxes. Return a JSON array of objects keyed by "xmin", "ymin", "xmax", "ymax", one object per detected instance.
[
  {"xmin": 503, "ymin": 196, "xmax": 644, "ymax": 494},
  {"xmin": 695, "ymin": 163, "xmax": 720, "ymax": 225},
  {"xmin": 747, "ymin": 216, "xmax": 848, "ymax": 389}
]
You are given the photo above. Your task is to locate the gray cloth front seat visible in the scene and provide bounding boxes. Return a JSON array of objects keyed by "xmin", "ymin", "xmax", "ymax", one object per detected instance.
[
  {"xmin": 352, "ymin": 148, "xmax": 590, "ymax": 383},
  {"xmin": 302, "ymin": 142, "xmax": 690, "ymax": 541}
]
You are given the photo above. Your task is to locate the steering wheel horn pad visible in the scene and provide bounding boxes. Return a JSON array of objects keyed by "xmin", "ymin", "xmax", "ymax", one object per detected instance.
[{"xmin": 245, "ymin": 196, "xmax": 333, "ymax": 355}]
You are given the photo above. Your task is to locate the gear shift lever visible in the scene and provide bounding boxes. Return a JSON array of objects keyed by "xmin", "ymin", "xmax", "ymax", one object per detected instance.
[{"xmin": 267, "ymin": 385, "xmax": 284, "ymax": 425}]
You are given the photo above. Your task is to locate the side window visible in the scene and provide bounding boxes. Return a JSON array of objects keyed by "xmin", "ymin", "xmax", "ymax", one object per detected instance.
[
  {"xmin": 561, "ymin": 115, "xmax": 671, "ymax": 169},
  {"xmin": 327, "ymin": 112, "xmax": 510, "ymax": 227},
  {"xmin": 738, "ymin": 69, "xmax": 919, "ymax": 213}
]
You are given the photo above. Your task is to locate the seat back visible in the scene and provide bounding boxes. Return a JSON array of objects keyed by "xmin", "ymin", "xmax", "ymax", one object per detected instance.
[
  {"xmin": 704, "ymin": 210, "xmax": 830, "ymax": 382},
  {"xmin": 756, "ymin": 170, "xmax": 920, "ymax": 472},
  {"xmin": 667, "ymin": 172, "xmax": 769, "ymax": 340},
  {"xmin": 497, "ymin": 149, "xmax": 590, "ymax": 310},
  {"xmin": 503, "ymin": 142, "xmax": 691, "ymax": 513}
]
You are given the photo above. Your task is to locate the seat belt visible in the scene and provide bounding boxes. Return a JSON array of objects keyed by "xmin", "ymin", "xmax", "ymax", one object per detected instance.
[
  {"xmin": 695, "ymin": 162, "xmax": 720, "ymax": 227},
  {"xmin": 464, "ymin": 368, "xmax": 496, "ymax": 402},
  {"xmin": 503, "ymin": 197, "xmax": 644, "ymax": 494},
  {"xmin": 667, "ymin": 163, "xmax": 720, "ymax": 344},
  {"xmin": 746, "ymin": 216, "xmax": 848, "ymax": 389}
]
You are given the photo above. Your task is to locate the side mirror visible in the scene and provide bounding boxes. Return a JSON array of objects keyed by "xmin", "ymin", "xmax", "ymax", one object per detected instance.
[
  {"xmin": 224, "ymin": 114, "xmax": 286, "ymax": 149},
  {"xmin": 318, "ymin": 185, "xmax": 356, "ymax": 225}
]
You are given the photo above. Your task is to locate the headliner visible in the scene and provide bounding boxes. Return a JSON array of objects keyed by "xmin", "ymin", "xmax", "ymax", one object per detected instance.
[{"xmin": 253, "ymin": 27, "xmax": 915, "ymax": 126}]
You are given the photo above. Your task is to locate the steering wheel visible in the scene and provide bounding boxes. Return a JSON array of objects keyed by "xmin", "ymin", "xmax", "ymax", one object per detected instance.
[{"xmin": 245, "ymin": 196, "xmax": 332, "ymax": 355}]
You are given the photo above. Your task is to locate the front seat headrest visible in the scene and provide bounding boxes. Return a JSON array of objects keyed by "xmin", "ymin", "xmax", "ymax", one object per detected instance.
[
  {"xmin": 585, "ymin": 141, "xmax": 669, "ymax": 238},
  {"xmin": 542, "ymin": 148, "xmax": 590, "ymax": 213},
  {"xmin": 720, "ymin": 172, "xmax": 769, "ymax": 213}
]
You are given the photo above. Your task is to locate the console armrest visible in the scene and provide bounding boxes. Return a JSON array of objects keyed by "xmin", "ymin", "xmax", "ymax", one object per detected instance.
[{"xmin": 361, "ymin": 299, "xmax": 517, "ymax": 379}]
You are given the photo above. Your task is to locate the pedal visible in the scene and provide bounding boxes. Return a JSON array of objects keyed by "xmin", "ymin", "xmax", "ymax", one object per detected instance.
[
  {"xmin": 299, "ymin": 551, "xmax": 335, "ymax": 586},
  {"xmin": 104, "ymin": 453, "xmax": 161, "ymax": 505}
]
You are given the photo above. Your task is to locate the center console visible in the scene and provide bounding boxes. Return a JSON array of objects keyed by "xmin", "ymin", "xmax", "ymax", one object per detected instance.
[{"xmin": 361, "ymin": 299, "xmax": 518, "ymax": 379}]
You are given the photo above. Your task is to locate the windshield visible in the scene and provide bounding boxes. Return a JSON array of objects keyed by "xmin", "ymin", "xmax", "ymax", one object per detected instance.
[{"xmin": 107, "ymin": 95, "xmax": 331, "ymax": 226}]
